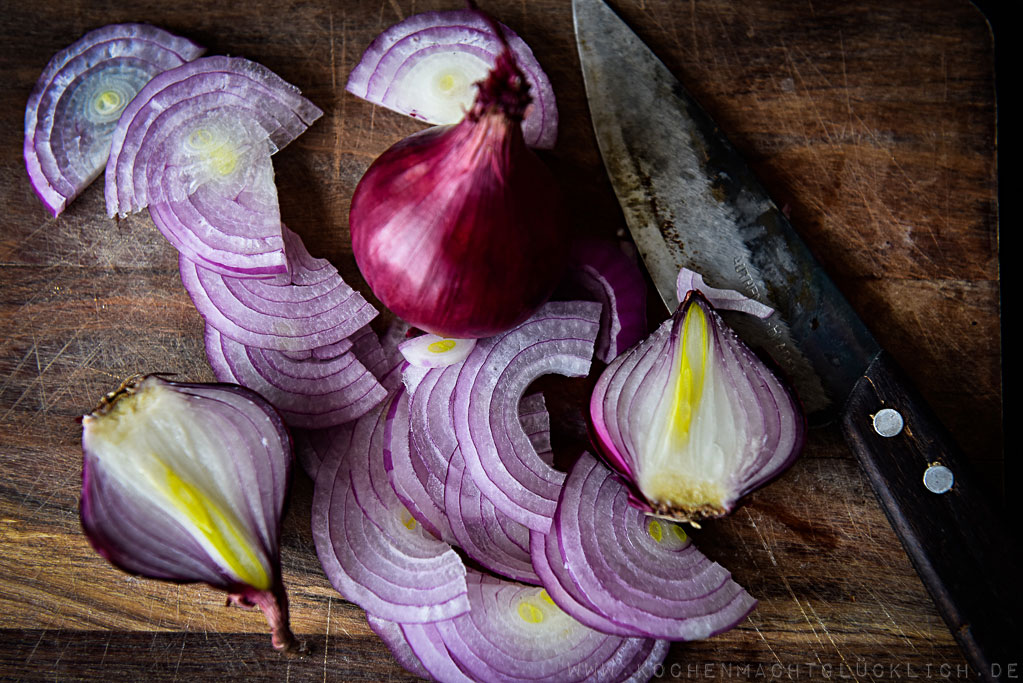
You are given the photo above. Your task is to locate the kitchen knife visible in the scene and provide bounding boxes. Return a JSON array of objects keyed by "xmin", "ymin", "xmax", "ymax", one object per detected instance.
[{"xmin": 572, "ymin": 0, "xmax": 1018, "ymax": 678}]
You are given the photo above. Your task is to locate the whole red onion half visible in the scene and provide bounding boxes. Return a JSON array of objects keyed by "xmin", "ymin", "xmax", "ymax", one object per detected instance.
[{"xmin": 349, "ymin": 45, "xmax": 569, "ymax": 339}]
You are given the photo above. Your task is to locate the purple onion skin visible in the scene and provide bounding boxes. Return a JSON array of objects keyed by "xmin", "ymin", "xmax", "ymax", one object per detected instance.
[{"xmin": 350, "ymin": 52, "xmax": 569, "ymax": 339}]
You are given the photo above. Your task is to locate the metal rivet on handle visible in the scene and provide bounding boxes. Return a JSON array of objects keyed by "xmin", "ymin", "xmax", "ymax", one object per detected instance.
[
  {"xmin": 872, "ymin": 408, "xmax": 904, "ymax": 437},
  {"xmin": 923, "ymin": 464, "xmax": 954, "ymax": 494}
]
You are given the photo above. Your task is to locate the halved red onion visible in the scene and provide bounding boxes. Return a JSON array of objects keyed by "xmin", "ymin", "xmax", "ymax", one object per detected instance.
[
  {"xmin": 534, "ymin": 452, "xmax": 757, "ymax": 640},
  {"xmin": 311, "ymin": 385, "xmax": 469, "ymax": 623},
  {"xmin": 419, "ymin": 570, "xmax": 666, "ymax": 682},
  {"xmin": 105, "ymin": 55, "xmax": 322, "ymax": 276},
  {"xmin": 590, "ymin": 291, "xmax": 804, "ymax": 522},
  {"xmin": 677, "ymin": 267, "xmax": 774, "ymax": 319},
  {"xmin": 80, "ymin": 375, "xmax": 300, "ymax": 651},
  {"xmin": 24, "ymin": 24, "xmax": 203, "ymax": 216},
  {"xmin": 346, "ymin": 10, "xmax": 557, "ymax": 149},
  {"xmin": 453, "ymin": 301, "xmax": 601, "ymax": 532},
  {"xmin": 560, "ymin": 239, "xmax": 648, "ymax": 363},
  {"xmin": 204, "ymin": 326, "xmax": 386, "ymax": 429},
  {"xmin": 180, "ymin": 225, "xmax": 376, "ymax": 352}
]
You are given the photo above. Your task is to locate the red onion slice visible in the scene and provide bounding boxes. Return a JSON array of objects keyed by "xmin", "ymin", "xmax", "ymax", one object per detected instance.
[
  {"xmin": 204, "ymin": 326, "xmax": 386, "ymax": 429},
  {"xmin": 547, "ymin": 453, "xmax": 757, "ymax": 640},
  {"xmin": 590, "ymin": 291, "xmax": 804, "ymax": 522},
  {"xmin": 366, "ymin": 615, "xmax": 431, "ymax": 680},
  {"xmin": 346, "ymin": 10, "xmax": 557, "ymax": 149},
  {"xmin": 560, "ymin": 239, "xmax": 648, "ymax": 363},
  {"xmin": 105, "ymin": 56, "xmax": 322, "ymax": 276},
  {"xmin": 398, "ymin": 334, "xmax": 476, "ymax": 368},
  {"xmin": 676, "ymin": 268, "xmax": 774, "ymax": 319},
  {"xmin": 424, "ymin": 570, "xmax": 666, "ymax": 682},
  {"xmin": 453, "ymin": 301, "xmax": 601, "ymax": 533},
  {"xmin": 292, "ymin": 422, "xmax": 352, "ymax": 481},
  {"xmin": 24, "ymin": 24, "xmax": 203, "ymax": 216},
  {"xmin": 180, "ymin": 225, "xmax": 376, "ymax": 352},
  {"xmin": 311, "ymin": 387, "xmax": 469, "ymax": 623}
]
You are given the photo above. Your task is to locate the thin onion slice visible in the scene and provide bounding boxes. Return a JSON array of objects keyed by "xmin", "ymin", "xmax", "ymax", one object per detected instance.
[
  {"xmin": 25, "ymin": 24, "xmax": 203, "ymax": 216},
  {"xmin": 453, "ymin": 301, "xmax": 601, "ymax": 533},
  {"xmin": 366, "ymin": 615, "xmax": 432, "ymax": 680},
  {"xmin": 559, "ymin": 239, "xmax": 648, "ymax": 363},
  {"xmin": 676, "ymin": 268, "xmax": 774, "ymax": 319},
  {"xmin": 311, "ymin": 385, "xmax": 469, "ymax": 624},
  {"xmin": 80, "ymin": 375, "xmax": 301, "ymax": 651},
  {"xmin": 105, "ymin": 56, "xmax": 322, "ymax": 276},
  {"xmin": 347, "ymin": 10, "xmax": 557, "ymax": 149},
  {"xmin": 204, "ymin": 326, "xmax": 386, "ymax": 429},
  {"xmin": 590, "ymin": 291, "xmax": 804, "ymax": 522},
  {"xmin": 535, "ymin": 453, "xmax": 757, "ymax": 640},
  {"xmin": 180, "ymin": 225, "xmax": 376, "ymax": 352},
  {"xmin": 423, "ymin": 570, "xmax": 666, "ymax": 682},
  {"xmin": 399, "ymin": 334, "xmax": 476, "ymax": 368}
]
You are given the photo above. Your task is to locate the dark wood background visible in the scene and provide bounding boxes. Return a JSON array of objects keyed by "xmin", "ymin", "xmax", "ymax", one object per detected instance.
[{"xmin": 0, "ymin": 0, "xmax": 1001, "ymax": 680}]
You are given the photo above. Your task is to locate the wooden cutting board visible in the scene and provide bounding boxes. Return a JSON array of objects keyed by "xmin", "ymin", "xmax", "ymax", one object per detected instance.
[{"xmin": 0, "ymin": 0, "xmax": 1000, "ymax": 679}]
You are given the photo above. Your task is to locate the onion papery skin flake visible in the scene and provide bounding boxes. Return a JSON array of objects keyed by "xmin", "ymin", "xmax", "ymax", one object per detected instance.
[
  {"xmin": 346, "ymin": 9, "xmax": 558, "ymax": 149},
  {"xmin": 590, "ymin": 291, "xmax": 805, "ymax": 523},
  {"xmin": 180, "ymin": 225, "xmax": 376, "ymax": 352},
  {"xmin": 204, "ymin": 326, "xmax": 386, "ymax": 430},
  {"xmin": 24, "ymin": 23, "xmax": 203, "ymax": 216},
  {"xmin": 311, "ymin": 388, "xmax": 469, "ymax": 624},
  {"xmin": 105, "ymin": 56, "xmax": 322, "ymax": 277},
  {"xmin": 349, "ymin": 52, "xmax": 569, "ymax": 339},
  {"xmin": 536, "ymin": 453, "xmax": 757, "ymax": 641},
  {"xmin": 453, "ymin": 300, "xmax": 601, "ymax": 534},
  {"xmin": 79, "ymin": 375, "xmax": 302, "ymax": 652},
  {"xmin": 420, "ymin": 570, "xmax": 667, "ymax": 682}
]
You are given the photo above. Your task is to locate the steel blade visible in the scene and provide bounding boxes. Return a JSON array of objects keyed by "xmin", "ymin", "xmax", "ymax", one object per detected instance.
[{"xmin": 573, "ymin": 0, "xmax": 880, "ymax": 418}]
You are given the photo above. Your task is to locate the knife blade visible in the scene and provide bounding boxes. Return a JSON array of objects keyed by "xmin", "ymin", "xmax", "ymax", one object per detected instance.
[{"xmin": 573, "ymin": 0, "xmax": 1018, "ymax": 678}]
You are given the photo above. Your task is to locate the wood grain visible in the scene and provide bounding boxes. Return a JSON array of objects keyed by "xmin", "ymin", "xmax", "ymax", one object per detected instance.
[{"xmin": 0, "ymin": 0, "xmax": 1000, "ymax": 680}]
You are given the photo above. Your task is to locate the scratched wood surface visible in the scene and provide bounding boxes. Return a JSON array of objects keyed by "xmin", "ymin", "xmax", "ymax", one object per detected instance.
[{"xmin": 0, "ymin": 0, "xmax": 1000, "ymax": 680}]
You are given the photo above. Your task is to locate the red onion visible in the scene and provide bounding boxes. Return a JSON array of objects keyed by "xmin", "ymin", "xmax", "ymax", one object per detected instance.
[
  {"xmin": 105, "ymin": 56, "xmax": 322, "ymax": 276},
  {"xmin": 24, "ymin": 24, "xmax": 203, "ymax": 216},
  {"xmin": 346, "ymin": 9, "xmax": 558, "ymax": 149},
  {"xmin": 398, "ymin": 333, "xmax": 476, "ymax": 368},
  {"xmin": 79, "ymin": 375, "xmax": 301, "ymax": 652},
  {"xmin": 590, "ymin": 290, "xmax": 805, "ymax": 523},
  {"xmin": 349, "ymin": 27, "xmax": 569, "ymax": 338},
  {"xmin": 533, "ymin": 453, "xmax": 757, "ymax": 640}
]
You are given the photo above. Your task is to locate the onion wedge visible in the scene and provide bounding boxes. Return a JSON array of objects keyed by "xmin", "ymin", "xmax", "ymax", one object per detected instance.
[{"xmin": 590, "ymin": 290, "xmax": 805, "ymax": 523}]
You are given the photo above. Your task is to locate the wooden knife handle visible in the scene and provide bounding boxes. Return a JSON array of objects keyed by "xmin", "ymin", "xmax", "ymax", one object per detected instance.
[{"xmin": 842, "ymin": 350, "xmax": 1019, "ymax": 681}]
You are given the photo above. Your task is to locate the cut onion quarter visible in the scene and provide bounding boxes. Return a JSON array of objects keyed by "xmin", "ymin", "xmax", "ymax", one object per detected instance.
[
  {"xmin": 204, "ymin": 326, "xmax": 386, "ymax": 430},
  {"xmin": 590, "ymin": 290, "xmax": 805, "ymax": 523},
  {"xmin": 180, "ymin": 225, "xmax": 376, "ymax": 352},
  {"xmin": 415, "ymin": 570, "xmax": 667, "ymax": 682},
  {"xmin": 347, "ymin": 9, "xmax": 557, "ymax": 149},
  {"xmin": 25, "ymin": 23, "xmax": 203, "ymax": 216},
  {"xmin": 534, "ymin": 452, "xmax": 757, "ymax": 640},
  {"xmin": 453, "ymin": 301, "xmax": 601, "ymax": 533},
  {"xmin": 105, "ymin": 55, "xmax": 322, "ymax": 276},
  {"xmin": 311, "ymin": 388, "xmax": 469, "ymax": 624},
  {"xmin": 80, "ymin": 375, "xmax": 300, "ymax": 651}
]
